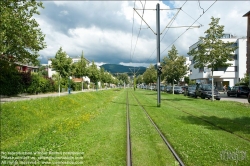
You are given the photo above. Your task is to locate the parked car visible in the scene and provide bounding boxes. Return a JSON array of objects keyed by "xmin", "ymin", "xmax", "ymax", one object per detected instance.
[
  {"xmin": 248, "ymin": 93, "xmax": 250, "ymax": 103},
  {"xmin": 186, "ymin": 86, "xmax": 196, "ymax": 97},
  {"xmin": 165, "ymin": 86, "xmax": 172, "ymax": 93},
  {"xmin": 195, "ymin": 84, "xmax": 220, "ymax": 100},
  {"xmin": 160, "ymin": 85, "xmax": 165, "ymax": 91},
  {"xmin": 227, "ymin": 86, "xmax": 250, "ymax": 97},
  {"xmin": 170, "ymin": 86, "xmax": 184, "ymax": 94}
]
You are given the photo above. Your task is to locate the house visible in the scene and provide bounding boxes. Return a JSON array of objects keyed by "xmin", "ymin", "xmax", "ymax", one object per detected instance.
[
  {"xmin": 15, "ymin": 62, "xmax": 39, "ymax": 73},
  {"xmin": 188, "ymin": 34, "xmax": 247, "ymax": 90},
  {"xmin": 243, "ymin": 11, "xmax": 250, "ymax": 84}
]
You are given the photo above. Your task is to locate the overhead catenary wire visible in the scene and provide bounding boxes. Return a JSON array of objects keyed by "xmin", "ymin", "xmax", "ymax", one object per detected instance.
[
  {"xmin": 131, "ymin": 0, "xmax": 146, "ymax": 63},
  {"xmin": 145, "ymin": 1, "xmax": 187, "ymax": 63},
  {"xmin": 159, "ymin": 0, "xmax": 217, "ymax": 58},
  {"xmin": 144, "ymin": 12, "xmax": 178, "ymax": 63},
  {"xmin": 129, "ymin": 1, "xmax": 136, "ymax": 62}
]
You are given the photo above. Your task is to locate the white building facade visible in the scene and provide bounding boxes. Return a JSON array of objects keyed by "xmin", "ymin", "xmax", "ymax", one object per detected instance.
[{"xmin": 188, "ymin": 34, "xmax": 247, "ymax": 90}]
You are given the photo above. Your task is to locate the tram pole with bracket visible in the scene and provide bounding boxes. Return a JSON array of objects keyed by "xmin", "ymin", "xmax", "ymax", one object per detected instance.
[{"xmin": 156, "ymin": 3, "xmax": 161, "ymax": 107}]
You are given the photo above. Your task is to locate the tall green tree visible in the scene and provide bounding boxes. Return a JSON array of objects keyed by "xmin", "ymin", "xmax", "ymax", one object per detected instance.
[
  {"xmin": 0, "ymin": 0, "xmax": 46, "ymax": 64},
  {"xmin": 137, "ymin": 75, "xmax": 143, "ymax": 84},
  {"xmin": 99, "ymin": 67, "xmax": 106, "ymax": 83},
  {"xmin": 188, "ymin": 17, "xmax": 237, "ymax": 100},
  {"xmin": 162, "ymin": 45, "xmax": 187, "ymax": 94},
  {"xmin": 117, "ymin": 73, "xmax": 129, "ymax": 84},
  {"xmin": 87, "ymin": 61, "xmax": 100, "ymax": 84},
  {"xmin": 51, "ymin": 47, "xmax": 72, "ymax": 78},
  {"xmin": 72, "ymin": 51, "xmax": 87, "ymax": 78},
  {"xmin": 143, "ymin": 64, "xmax": 157, "ymax": 85}
]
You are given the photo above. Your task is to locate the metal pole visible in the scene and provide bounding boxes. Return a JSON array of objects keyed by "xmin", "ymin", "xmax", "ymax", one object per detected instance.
[
  {"xmin": 59, "ymin": 74, "xmax": 60, "ymax": 96},
  {"xmin": 249, "ymin": 73, "xmax": 250, "ymax": 87},
  {"xmin": 156, "ymin": 3, "xmax": 161, "ymax": 107}
]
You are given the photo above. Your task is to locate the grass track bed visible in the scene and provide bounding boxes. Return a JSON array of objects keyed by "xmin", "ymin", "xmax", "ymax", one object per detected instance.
[
  {"xmin": 1, "ymin": 88, "xmax": 250, "ymax": 165},
  {"xmin": 128, "ymin": 91, "xmax": 177, "ymax": 165},
  {"xmin": 133, "ymin": 89, "xmax": 250, "ymax": 166}
]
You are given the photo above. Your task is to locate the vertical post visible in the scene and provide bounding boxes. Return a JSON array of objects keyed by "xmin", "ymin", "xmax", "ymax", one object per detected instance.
[
  {"xmin": 249, "ymin": 73, "xmax": 250, "ymax": 87},
  {"xmin": 59, "ymin": 74, "xmax": 61, "ymax": 96},
  {"xmin": 156, "ymin": 3, "xmax": 161, "ymax": 107},
  {"xmin": 211, "ymin": 70, "xmax": 214, "ymax": 101}
]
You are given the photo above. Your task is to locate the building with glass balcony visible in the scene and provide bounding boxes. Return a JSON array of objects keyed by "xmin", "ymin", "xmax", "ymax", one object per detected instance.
[{"xmin": 188, "ymin": 34, "xmax": 247, "ymax": 90}]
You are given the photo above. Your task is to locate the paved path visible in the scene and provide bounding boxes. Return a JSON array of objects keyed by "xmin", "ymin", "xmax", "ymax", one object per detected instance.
[
  {"xmin": 0, "ymin": 89, "xmax": 99, "ymax": 103},
  {"xmin": 219, "ymin": 92, "xmax": 249, "ymax": 104}
]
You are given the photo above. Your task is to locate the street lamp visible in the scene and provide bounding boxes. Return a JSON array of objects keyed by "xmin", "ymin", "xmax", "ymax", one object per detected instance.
[{"xmin": 68, "ymin": 76, "xmax": 72, "ymax": 94}]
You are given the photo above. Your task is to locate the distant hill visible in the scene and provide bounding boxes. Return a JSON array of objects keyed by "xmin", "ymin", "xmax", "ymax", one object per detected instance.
[{"xmin": 100, "ymin": 64, "xmax": 146, "ymax": 76}]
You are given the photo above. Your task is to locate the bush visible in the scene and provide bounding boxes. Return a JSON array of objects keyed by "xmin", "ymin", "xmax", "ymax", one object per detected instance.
[
  {"xmin": 27, "ymin": 73, "xmax": 57, "ymax": 94},
  {"xmin": 71, "ymin": 82, "xmax": 88, "ymax": 91},
  {"xmin": 0, "ymin": 61, "xmax": 24, "ymax": 96}
]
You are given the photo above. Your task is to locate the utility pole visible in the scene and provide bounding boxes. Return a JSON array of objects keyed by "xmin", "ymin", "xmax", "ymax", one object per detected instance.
[
  {"xmin": 156, "ymin": 3, "xmax": 161, "ymax": 107},
  {"xmin": 129, "ymin": 67, "xmax": 140, "ymax": 91},
  {"xmin": 134, "ymin": 3, "xmax": 199, "ymax": 107}
]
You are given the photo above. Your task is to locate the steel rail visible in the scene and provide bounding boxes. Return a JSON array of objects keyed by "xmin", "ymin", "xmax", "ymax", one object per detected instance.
[
  {"xmin": 126, "ymin": 91, "xmax": 132, "ymax": 166},
  {"xmin": 131, "ymin": 92, "xmax": 185, "ymax": 166}
]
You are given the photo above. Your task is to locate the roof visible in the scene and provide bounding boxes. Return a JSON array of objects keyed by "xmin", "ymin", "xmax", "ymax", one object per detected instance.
[{"xmin": 243, "ymin": 11, "xmax": 250, "ymax": 17}]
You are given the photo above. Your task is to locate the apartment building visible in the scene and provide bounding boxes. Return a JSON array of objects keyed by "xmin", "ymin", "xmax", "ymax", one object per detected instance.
[
  {"xmin": 188, "ymin": 34, "xmax": 247, "ymax": 90},
  {"xmin": 243, "ymin": 11, "xmax": 250, "ymax": 84}
]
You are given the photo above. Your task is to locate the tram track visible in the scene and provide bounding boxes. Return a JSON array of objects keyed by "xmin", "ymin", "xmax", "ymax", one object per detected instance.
[
  {"xmin": 161, "ymin": 99, "xmax": 250, "ymax": 143},
  {"xmin": 126, "ymin": 90, "xmax": 185, "ymax": 166}
]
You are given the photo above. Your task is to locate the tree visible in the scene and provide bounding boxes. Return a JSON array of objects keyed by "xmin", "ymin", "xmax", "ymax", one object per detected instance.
[
  {"xmin": 51, "ymin": 47, "xmax": 72, "ymax": 78},
  {"xmin": 0, "ymin": 0, "xmax": 46, "ymax": 64},
  {"xmin": 184, "ymin": 76, "xmax": 190, "ymax": 85},
  {"xmin": 117, "ymin": 73, "xmax": 129, "ymax": 85},
  {"xmin": 72, "ymin": 51, "xmax": 87, "ymax": 78},
  {"xmin": 162, "ymin": 45, "xmax": 188, "ymax": 94},
  {"xmin": 143, "ymin": 64, "xmax": 157, "ymax": 85},
  {"xmin": 188, "ymin": 17, "xmax": 237, "ymax": 100},
  {"xmin": 137, "ymin": 75, "xmax": 143, "ymax": 84},
  {"xmin": 87, "ymin": 61, "xmax": 100, "ymax": 84},
  {"xmin": 0, "ymin": 60, "xmax": 23, "ymax": 95},
  {"xmin": 99, "ymin": 67, "xmax": 106, "ymax": 83},
  {"xmin": 238, "ymin": 73, "xmax": 249, "ymax": 86}
]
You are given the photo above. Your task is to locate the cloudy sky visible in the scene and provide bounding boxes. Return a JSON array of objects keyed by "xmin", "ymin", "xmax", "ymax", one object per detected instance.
[{"xmin": 35, "ymin": 1, "xmax": 250, "ymax": 67}]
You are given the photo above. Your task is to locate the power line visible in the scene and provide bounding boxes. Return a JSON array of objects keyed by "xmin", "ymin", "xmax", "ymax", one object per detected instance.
[
  {"xmin": 131, "ymin": 0, "xmax": 146, "ymax": 62},
  {"xmin": 159, "ymin": 0, "xmax": 217, "ymax": 57},
  {"xmin": 144, "ymin": 1, "xmax": 187, "ymax": 63},
  {"xmin": 129, "ymin": 1, "xmax": 136, "ymax": 62}
]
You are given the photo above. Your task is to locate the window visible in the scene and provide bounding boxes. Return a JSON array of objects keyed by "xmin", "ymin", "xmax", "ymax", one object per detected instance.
[
  {"xmin": 234, "ymin": 66, "xmax": 238, "ymax": 72},
  {"xmin": 234, "ymin": 54, "xmax": 237, "ymax": 60},
  {"xmin": 199, "ymin": 67, "xmax": 204, "ymax": 73},
  {"xmin": 232, "ymin": 42, "xmax": 237, "ymax": 47},
  {"xmin": 214, "ymin": 67, "xmax": 227, "ymax": 71}
]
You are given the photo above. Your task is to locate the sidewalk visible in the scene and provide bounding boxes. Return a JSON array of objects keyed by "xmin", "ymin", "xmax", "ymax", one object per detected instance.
[{"xmin": 0, "ymin": 89, "xmax": 98, "ymax": 103}]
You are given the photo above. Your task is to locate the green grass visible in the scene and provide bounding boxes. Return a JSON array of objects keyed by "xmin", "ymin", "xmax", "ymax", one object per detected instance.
[
  {"xmin": 1, "ymin": 89, "xmax": 126, "ymax": 165},
  {"xmin": 1, "ymin": 88, "xmax": 250, "ymax": 165},
  {"xmin": 128, "ymin": 92, "xmax": 177, "ymax": 166},
  {"xmin": 133, "ymin": 89, "xmax": 250, "ymax": 166}
]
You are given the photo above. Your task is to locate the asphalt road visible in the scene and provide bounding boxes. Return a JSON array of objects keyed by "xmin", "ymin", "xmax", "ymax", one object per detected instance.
[{"xmin": 219, "ymin": 93, "xmax": 249, "ymax": 104}]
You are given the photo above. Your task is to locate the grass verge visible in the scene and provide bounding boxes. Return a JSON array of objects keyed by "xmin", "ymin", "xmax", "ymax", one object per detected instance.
[
  {"xmin": 133, "ymin": 89, "xmax": 250, "ymax": 166},
  {"xmin": 1, "ymin": 89, "xmax": 126, "ymax": 165}
]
